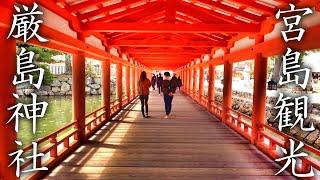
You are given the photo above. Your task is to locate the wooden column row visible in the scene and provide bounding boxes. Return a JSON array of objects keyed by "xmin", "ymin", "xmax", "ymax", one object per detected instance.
[{"xmin": 179, "ymin": 38, "xmax": 267, "ymax": 145}]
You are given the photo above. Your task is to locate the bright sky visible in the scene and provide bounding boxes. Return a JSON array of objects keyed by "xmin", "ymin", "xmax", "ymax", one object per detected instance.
[{"xmin": 304, "ymin": 51, "xmax": 320, "ymax": 72}]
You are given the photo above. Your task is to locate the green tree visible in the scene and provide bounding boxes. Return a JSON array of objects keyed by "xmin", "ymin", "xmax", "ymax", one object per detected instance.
[
  {"xmin": 17, "ymin": 43, "xmax": 60, "ymax": 86},
  {"xmin": 85, "ymin": 64, "xmax": 96, "ymax": 78},
  {"xmin": 17, "ymin": 43, "xmax": 62, "ymax": 63},
  {"xmin": 31, "ymin": 64, "xmax": 55, "ymax": 86}
]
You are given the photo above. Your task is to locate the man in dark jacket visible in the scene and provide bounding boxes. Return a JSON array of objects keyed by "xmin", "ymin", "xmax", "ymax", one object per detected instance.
[{"xmin": 162, "ymin": 72, "xmax": 177, "ymax": 118}]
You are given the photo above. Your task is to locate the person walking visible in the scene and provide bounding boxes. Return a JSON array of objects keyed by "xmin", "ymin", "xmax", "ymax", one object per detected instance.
[
  {"xmin": 162, "ymin": 72, "xmax": 177, "ymax": 118},
  {"xmin": 157, "ymin": 73, "xmax": 163, "ymax": 95},
  {"xmin": 171, "ymin": 73, "xmax": 178, "ymax": 89},
  {"xmin": 177, "ymin": 76, "xmax": 182, "ymax": 91},
  {"xmin": 137, "ymin": 71, "xmax": 151, "ymax": 118},
  {"xmin": 151, "ymin": 73, "xmax": 157, "ymax": 90}
]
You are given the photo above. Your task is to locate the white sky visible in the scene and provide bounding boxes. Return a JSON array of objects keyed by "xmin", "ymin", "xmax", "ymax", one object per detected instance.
[{"xmin": 304, "ymin": 51, "xmax": 320, "ymax": 72}]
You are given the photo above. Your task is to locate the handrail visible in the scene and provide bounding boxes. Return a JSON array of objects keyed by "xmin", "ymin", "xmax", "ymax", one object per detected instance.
[
  {"xmin": 22, "ymin": 121, "xmax": 76, "ymax": 152},
  {"xmin": 20, "ymin": 96, "xmax": 138, "ymax": 179},
  {"xmin": 182, "ymin": 74, "xmax": 320, "ymax": 177},
  {"xmin": 85, "ymin": 106, "xmax": 106, "ymax": 118}
]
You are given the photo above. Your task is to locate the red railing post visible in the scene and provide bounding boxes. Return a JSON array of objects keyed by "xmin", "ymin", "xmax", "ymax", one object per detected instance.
[
  {"xmin": 251, "ymin": 35, "xmax": 268, "ymax": 145},
  {"xmin": 222, "ymin": 59, "xmax": 233, "ymax": 123},
  {"xmin": 64, "ymin": 138, "xmax": 70, "ymax": 149},
  {"xmin": 72, "ymin": 33, "xmax": 86, "ymax": 143},
  {"xmin": 50, "ymin": 134, "xmax": 58, "ymax": 158},
  {"xmin": 0, "ymin": 2, "xmax": 17, "ymax": 177}
]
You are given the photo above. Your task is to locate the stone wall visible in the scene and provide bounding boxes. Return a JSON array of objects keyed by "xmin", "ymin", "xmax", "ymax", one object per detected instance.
[{"xmin": 16, "ymin": 75, "xmax": 116, "ymax": 96}]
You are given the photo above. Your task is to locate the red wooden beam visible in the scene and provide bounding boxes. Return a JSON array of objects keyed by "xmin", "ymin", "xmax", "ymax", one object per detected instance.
[
  {"xmin": 131, "ymin": 54, "xmax": 199, "ymax": 59},
  {"xmin": 123, "ymin": 47, "xmax": 208, "ymax": 54},
  {"xmin": 110, "ymin": 39, "xmax": 227, "ymax": 47},
  {"xmin": 138, "ymin": 11, "xmax": 166, "ymax": 23},
  {"xmin": 175, "ymin": 13, "xmax": 201, "ymax": 24},
  {"xmin": 116, "ymin": 5, "xmax": 165, "ymax": 23},
  {"xmin": 176, "ymin": 0, "xmax": 245, "ymax": 24},
  {"xmin": 83, "ymin": 22, "xmax": 261, "ymax": 33},
  {"xmin": 196, "ymin": 0, "xmax": 266, "ymax": 22},
  {"xmin": 16, "ymin": 0, "xmax": 82, "ymax": 31},
  {"xmin": 88, "ymin": 1, "xmax": 163, "ymax": 23},
  {"xmin": 79, "ymin": 0, "xmax": 141, "ymax": 20},
  {"xmin": 66, "ymin": 0, "xmax": 108, "ymax": 12},
  {"xmin": 165, "ymin": 0, "xmax": 176, "ymax": 23},
  {"xmin": 231, "ymin": 0, "xmax": 275, "ymax": 15}
]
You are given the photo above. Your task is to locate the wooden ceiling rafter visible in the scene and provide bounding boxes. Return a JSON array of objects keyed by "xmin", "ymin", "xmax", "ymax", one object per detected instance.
[{"xmin": 44, "ymin": 0, "xmax": 307, "ymax": 69}]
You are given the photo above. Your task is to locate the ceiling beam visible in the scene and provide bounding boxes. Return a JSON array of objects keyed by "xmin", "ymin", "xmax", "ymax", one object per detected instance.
[
  {"xmin": 131, "ymin": 54, "xmax": 199, "ymax": 59},
  {"xmin": 176, "ymin": 0, "xmax": 244, "ymax": 24},
  {"xmin": 88, "ymin": 1, "xmax": 163, "ymax": 23},
  {"xmin": 123, "ymin": 47, "xmax": 208, "ymax": 54},
  {"xmin": 165, "ymin": 0, "xmax": 176, "ymax": 23},
  {"xmin": 83, "ymin": 22, "xmax": 261, "ymax": 33},
  {"xmin": 79, "ymin": 0, "xmax": 139, "ymax": 20},
  {"xmin": 232, "ymin": 0, "xmax": 275, "ymax": 15},
  {"xmin": 66, "ymin": 0, "xmax": 107, "ymax": 12},
  {"xmin": 110, "ymin": 39, "xmax": 227, "ymax": 47},
  {"xmin": 196, "ymin": 0, "xmax": 266, "ymax": 22}
]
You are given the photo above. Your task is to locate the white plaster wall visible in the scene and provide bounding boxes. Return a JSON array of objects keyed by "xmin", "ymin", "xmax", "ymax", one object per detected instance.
[
  {"xmin": 41, "ymin": 6, "xmax": 77, "ymax": 38},
  {"xmin": 264, "ymin": 21, "xmax": 285, "ymax": 41},
  {"xmin": 122, "ymin": 54, "xmax": 128, "ymax": 61},
  {"xmin": 203, "ymin": 54, "xmax": 210, "ymax": 61},
  {"xmin": 110, "ymin": 47, "xmax": 119, "ymax": 57},
  {"xmin": 230, "ymin": 37, "xmax": 255, "ymax": 53},
  {"xmin": 212, "ymin": 48, "xmax": 225, "ymax": 59},
  {"xmin": 85, "ymin": 35, "xmax": 104, "ymax": 50},
  {"xmin": 196, "ymin": 58, "xmax": 201, "ymax": 64}
]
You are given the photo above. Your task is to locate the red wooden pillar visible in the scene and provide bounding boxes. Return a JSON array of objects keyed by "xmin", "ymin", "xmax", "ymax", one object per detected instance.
[
  {"xmin": 208, "ymin": 64, "xmax": 215, "ymax": 110},
  {"xmin": 199, "ymin": 66, "xmax": 204, "ymax": 101},
  {"xmin": 126, "ymin": 65, "xmax": 130, "ymax": 101},
  {"xmin": 72, "ymin": 33, "xmax": 86, "ymax": 143},
  {"xmin": 0, "ymin": 2, "xmax": 17, "ymax": 178},
  {"xmin": 132, "ymin": 67, "xmax": 136, "ymax": 97},
  {"xmin": 193, "ymin": 68, "xmax": 197, "ymax": 97},
  {"xmin": 117, "ymin": 63, "xmax": 123, "ymax": 108},
  {"xmin": 251, "ymin": 36, "xmax": 268, "ymax": 144},
  {"xmin": 222, "ymin": 60, "xmax": 233, "ymax": 123},
  {"xmin": 188, "ymin": 69, "xmax": 192, "ymax": 94},
  {"xmin": 182, "ymin": 70, "xmax": 185, "ymax": 91},
  {"xmin": 101, "ymin": 59, "xmax": 110, "ymax": 120},
  {"xmin": 185, "ymin": 69, "xmax": 188, "ymax": 91},
  {"xmin": 182, "ymin": 70, "xmax": 185, "ymax": 90},
  {"xmin": 187, "ymin": 69, "xmax": 190, "ymax": 93}
]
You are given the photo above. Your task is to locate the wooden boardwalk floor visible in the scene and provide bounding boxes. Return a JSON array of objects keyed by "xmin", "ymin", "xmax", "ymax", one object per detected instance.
[{"xmin": 46, "ymin": 91, "xmax": 295, "ymax": 180}]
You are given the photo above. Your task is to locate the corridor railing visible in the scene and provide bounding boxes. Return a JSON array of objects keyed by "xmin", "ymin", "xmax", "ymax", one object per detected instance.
[
  {"xmin": 21, "ymin": 95, "xmax": 137, "ymax": 179},
  {"xmin": 182, "ymin": 88, "xmax": 320, "ymax": 177}
]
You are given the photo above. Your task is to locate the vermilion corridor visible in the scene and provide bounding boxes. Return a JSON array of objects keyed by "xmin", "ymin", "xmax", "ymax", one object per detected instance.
[{"xmin": 0, "ymin": 0, "xmax": 320, "ymax": 179}]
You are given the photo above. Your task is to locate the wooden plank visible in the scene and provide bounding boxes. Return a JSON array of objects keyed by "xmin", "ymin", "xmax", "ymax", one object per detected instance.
[{"xmin": 46, "ymin": 92, "xmax": 295, "ymax": 179}]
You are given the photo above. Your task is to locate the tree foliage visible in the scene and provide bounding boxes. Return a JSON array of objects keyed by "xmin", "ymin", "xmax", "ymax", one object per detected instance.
[
  {"xmin": 85, "ymin": 64, "xmax": 96, "ymax": 78},
  {"xmin": 17, "ymin": 42, "xmax": 62, "ymax": 63},
  {"xmin": 31, "ymin": 64, "xmax": 55, "ymax": 86},
  {"xmin": 16, "ymin": 43, "xmax": 60, "ymax": 86}
]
